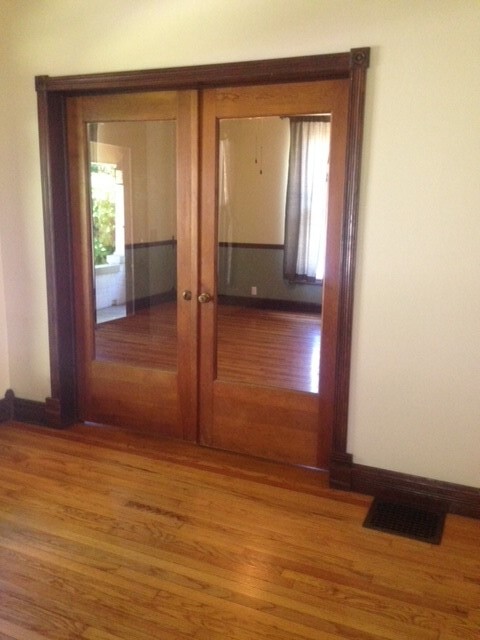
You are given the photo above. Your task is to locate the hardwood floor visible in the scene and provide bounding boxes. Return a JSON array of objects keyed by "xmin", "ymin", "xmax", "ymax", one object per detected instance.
[
  {"xmin": 0, "ymin": 422, "xmax": 478, "ymax": 639},
  {"xmin": 217, "ymin": 305, "xmax": 320, "ymax": 393},
  {"xmin": 95, "ymin": 303, "xmax": 321, "ymax": 392},
  {"xmin": 95, "ymin": 303, "xmax": 178, "ymax": 371}
]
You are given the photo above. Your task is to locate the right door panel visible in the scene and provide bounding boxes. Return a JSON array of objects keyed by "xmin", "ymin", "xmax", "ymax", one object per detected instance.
[{"xmin": 199, "ymin": 80, "xmax": 349, "ymax": 467}]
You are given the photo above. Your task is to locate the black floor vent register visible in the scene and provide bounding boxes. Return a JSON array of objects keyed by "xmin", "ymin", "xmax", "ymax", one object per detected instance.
[{"xmin": 363, "ymin": 496, "xmax": 446, "ymax": 544}]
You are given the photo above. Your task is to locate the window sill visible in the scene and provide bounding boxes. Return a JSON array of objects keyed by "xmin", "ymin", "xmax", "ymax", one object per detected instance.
[{"xmin": 95, "ymin": 263, "xmax": 120, "ymax": 276}]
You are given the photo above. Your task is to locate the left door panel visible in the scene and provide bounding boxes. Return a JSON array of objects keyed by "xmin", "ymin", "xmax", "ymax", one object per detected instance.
[{"xmin": 67, "ymin": 91, "xmax": 198, "ymax": 437}]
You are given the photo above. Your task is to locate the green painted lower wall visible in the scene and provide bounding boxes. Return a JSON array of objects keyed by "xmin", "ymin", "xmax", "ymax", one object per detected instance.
[
  {"xmin": 127, "ymin": 243, "xmax": 321, "ymax": 307},
  {"xmin": 126, "ymin": 242, "xmax": 177, "ymax": 303},
  {"xmin": 218, "ymin": 245, "xmax": 321, "ymax": 305}
]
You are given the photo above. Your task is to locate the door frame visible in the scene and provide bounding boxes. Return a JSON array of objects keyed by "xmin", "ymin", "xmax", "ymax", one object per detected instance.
[{"xmin": 35, "ymin": 48, "xmax": 370, "ymax": 477}]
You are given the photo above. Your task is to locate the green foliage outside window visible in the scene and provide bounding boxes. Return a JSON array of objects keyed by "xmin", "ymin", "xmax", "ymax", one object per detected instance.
[
  {"xmin": 91, "ymin": 162, "xmax": 116, "ymax": 265},
  {"xmin": 92, "ymin": 198, "xmax": 115, "ymax": 265}
]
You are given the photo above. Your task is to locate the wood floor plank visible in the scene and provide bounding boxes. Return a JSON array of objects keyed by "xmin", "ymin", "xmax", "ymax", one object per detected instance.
[
  {"xmin": 95, "ymin": 303, "xmax": 320, "ymax": 392},
  {"xmin": 0, "ymin": 618, "xmax": 53, "ymax": 640},
  {"xmin": 0, "ymin": 422, "xmax": 478, "ymax": 640}
]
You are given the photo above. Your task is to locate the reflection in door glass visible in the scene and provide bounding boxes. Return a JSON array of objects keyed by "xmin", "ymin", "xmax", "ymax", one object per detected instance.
[
  {"xmin": 87, "ymin": 120, "xmax": 178, "ymax": 372},
  {"xmin": 216, "ymin": 116, "xmax": 330, "ymax": 393},
  {"xmin": 91, "ymin": 160, "xmax": 125, "ymax": 320}
]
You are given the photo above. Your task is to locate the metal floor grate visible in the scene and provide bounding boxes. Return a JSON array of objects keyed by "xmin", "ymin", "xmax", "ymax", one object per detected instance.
[{"xmin": 363, "ymin": 497, "xmax": 446, "ymax": 544}]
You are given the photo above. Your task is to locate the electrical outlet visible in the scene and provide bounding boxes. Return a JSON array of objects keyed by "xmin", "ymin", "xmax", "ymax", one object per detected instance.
[{"xmin": 251, "ymin": 286, "xmax": 257, "ymax": 296}]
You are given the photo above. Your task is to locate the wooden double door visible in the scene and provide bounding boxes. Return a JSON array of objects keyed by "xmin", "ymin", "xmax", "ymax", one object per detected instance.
[{"xmin": 67, "ymin": 79, "xmax": 349, "ymax": 468}]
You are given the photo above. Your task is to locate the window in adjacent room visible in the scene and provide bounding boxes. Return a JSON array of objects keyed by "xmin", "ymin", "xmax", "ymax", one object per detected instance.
[{"xmin": 283, "ymin": 116, "xmax": 331, "ymax": 283}]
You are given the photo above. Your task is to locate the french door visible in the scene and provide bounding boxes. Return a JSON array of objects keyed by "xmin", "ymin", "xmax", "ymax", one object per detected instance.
[
  {"xmin": 67, "ymin": 79, "xmax": 349, "ymax": 467},
  {"xmin": 68, "ymin": 91, "xmax": 198, "ymax": 440}
]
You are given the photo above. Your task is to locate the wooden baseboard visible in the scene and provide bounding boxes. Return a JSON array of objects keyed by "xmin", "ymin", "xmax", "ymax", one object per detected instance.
[
  {"xmin": 218, "ymin": 294, "xmax": 321, "ymax": 314},
  {"xmin": 4, "ymin": 386, "xmax": 478, "ymax": 520},
  {"xmin": 0, "ymin": 401, "xmax": 10, "ymax": 423},
  {"xmin": 126, "ymin": 289, "xmax": 177, "ymax": 315},
  {"xmin": 330, "ymin": 455, "xmax": 480, "ymax": 520},
  {"xmin": 13, "ymin": 396, "xmax": 47, "ymax": 426},
  {"xmin": 329, "ymin": 451, "xmax": 354, "ymax": 490},
  {"xmin": 0, "ymin": 390, "xmax": 14, "ymax": 423},
  {"xmin": 1, "ymin": 389, "xmax": 49, "ymax": 426}
]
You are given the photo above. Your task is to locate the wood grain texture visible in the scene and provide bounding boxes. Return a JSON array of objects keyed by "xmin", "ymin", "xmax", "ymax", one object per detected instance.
[
  {"xmin": 210, "ymin": 380, "xmax": 319, "ymax": 467},
  {"xmin": 38, "ymin": 50, "xmax": 369, "ymax": 482},
  {"xmin": 0, "ymin": 422, "xmax": 478, "ymax": 639},
  {"xmin": 95, "ymin": 303, "xmax": 320, "ymax": 393},
  {"xmin": 331, "ymin": 46, "xmax": 370, "ymax": 457},
  {"xmin": 217, "ymin": 306, "xmax": 320, "ymax": 392},
  {"xmin": 95, "ymin": 304, "xmax": 178, "ymax": 371},
  {"xmin": 94, "ymin": 303, "xmax": 321, "ymax": 465},
  {"xmin": 176, "ymin": 90, "xmax": 200, "ymax": 441},
  {"xmin": 36, "ymin": 51, "xmax": 354, "ymax": 94},
  {"xmin": 200, "ymin": 80, "xmax": 349, "ymax": 468},
  {"xmin": 67, "ymin": 90, "xmax": 197, "ymax": 439},
  {"xmin": 36, "ymin": 89, "xmax": 77, "ymax": 424}
]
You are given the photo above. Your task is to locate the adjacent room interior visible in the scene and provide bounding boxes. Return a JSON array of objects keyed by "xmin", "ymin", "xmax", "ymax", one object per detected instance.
[{"xmin": 93, "ymin": 116, "xmax": 325, "ymax": 393}]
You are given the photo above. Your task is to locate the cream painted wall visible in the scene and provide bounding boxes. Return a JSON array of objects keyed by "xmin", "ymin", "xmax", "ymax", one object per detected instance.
[
  {"xmin": 97, "ymin": 121, "xmax": 176, "ymax": 243},
  {"xmin": 1, "ymin": 0, "xmax": 479, "ymax": 487},
  {"xmin": 0, "ymin": 241, "xmax": 10, "ymax": 394},
  {"xmin": 219, "ymin": 118, "xmax": 289, "ymax": 245},
  {"xmin": 0, "ymin": 3, "xmax": 12, "ymax": 394},
  {"xmin": 146, "ymin": 121, "xmax": 176, "ymax": 243}
]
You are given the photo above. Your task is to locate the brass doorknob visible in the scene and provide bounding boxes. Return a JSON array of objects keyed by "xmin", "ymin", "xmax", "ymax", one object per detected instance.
[
  {"xmin": 182, "ymin": 290, "xmax": 192, "ymax": 301},
  {"xmin": 198, "ymin": 292, "xmax": 212, "ymax": 304}
]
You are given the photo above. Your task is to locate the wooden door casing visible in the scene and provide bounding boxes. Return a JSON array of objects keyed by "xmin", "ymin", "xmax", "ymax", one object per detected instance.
[{"xmin": 36, "ymin": 50, "xmax": 370, "ymax": 477}]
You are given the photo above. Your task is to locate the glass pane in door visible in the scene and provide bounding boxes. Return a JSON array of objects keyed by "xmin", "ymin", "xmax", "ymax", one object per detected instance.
[
  {"xmin": 216, "ymin": 116, "xmax": 330, "ymax": 393},
  {"xmin": 88, "ymin": 120, "xmax": 177, "ymax": 371}
]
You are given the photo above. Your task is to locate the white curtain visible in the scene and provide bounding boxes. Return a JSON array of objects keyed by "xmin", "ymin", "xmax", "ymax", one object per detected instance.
[
  {"xmin": 284, "ymin": 117, "xmax": 331, "ymax": 281},
  {"xmin": 218, "ymin": 138, "xmax": 233, "ymax": 284}
]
